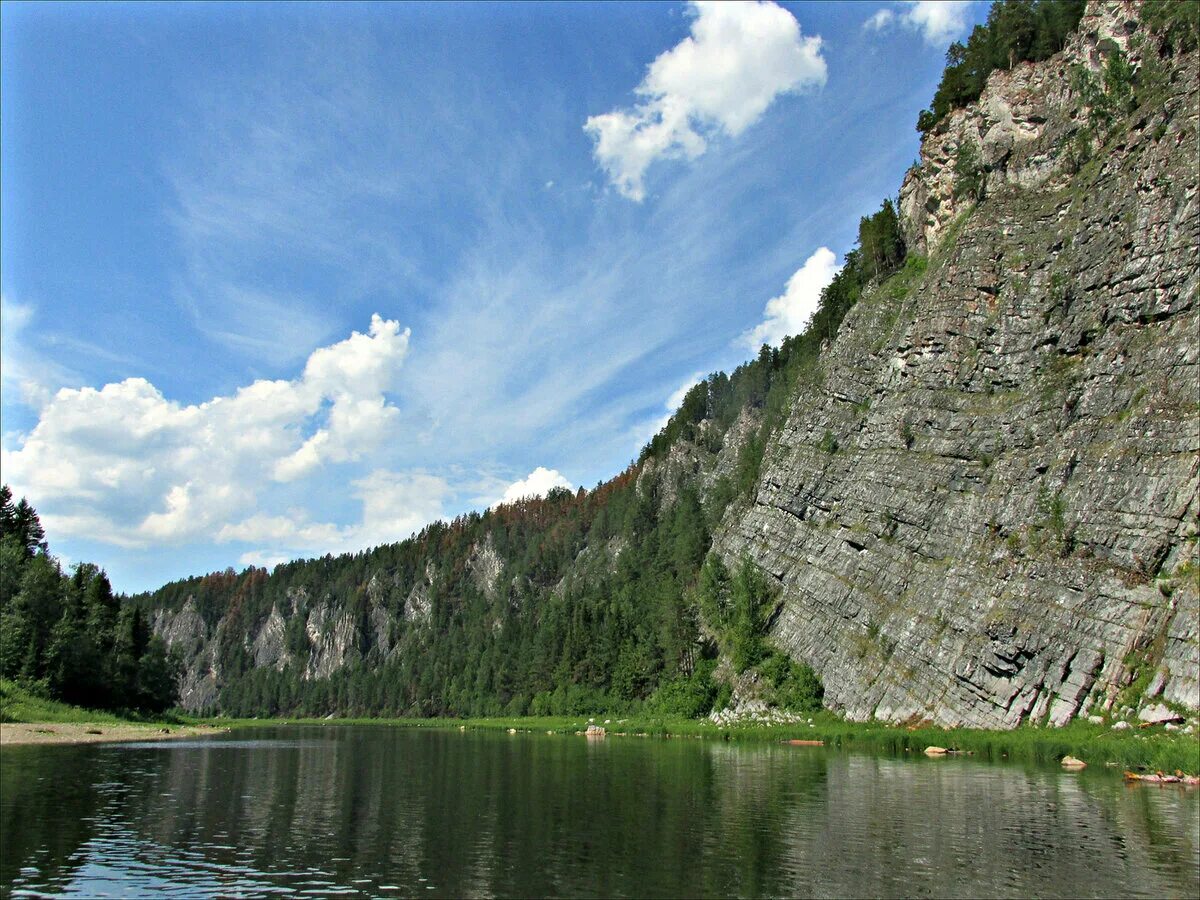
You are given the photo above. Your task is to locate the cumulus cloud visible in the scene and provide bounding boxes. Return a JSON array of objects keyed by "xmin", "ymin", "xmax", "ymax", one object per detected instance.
[
  {"xmin": 499, "ymin": 467, "xmax": 574, "ymax": 505},
  {"xmin": 739, "ymin": 247, "xmax": 840, "ymax": 349},
  {"xmin": 221, "ymin": 469, "xmax": 451, "ymax": 558},
  {"xmin": 585, "ymin": 0, "xmax": 827, "ymax": 201},
  {"xmin": 865, "ymin": 2, "xmax": 972, "ymax": 45},
  {"xmin": 1, "ymin": 315, "xmax": 410, "ymax": 548}
]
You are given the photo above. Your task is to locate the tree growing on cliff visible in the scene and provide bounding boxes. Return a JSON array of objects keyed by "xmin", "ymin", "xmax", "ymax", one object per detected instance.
[
  {"xmin": 916, "ymin": 0, "xmax": 1086, "ymax": 135},
  {"xmin": 953, "ymin": 139, "xmax": 985, "ymax": 201}
]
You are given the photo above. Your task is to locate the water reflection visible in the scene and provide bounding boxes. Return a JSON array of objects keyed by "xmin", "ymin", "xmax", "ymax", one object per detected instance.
[{"xmin": 2, "ymin": 727, "xmax": 1197, "ymax": 898}]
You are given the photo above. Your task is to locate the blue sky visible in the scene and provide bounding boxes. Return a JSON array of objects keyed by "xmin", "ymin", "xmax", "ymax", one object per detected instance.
[{"xmin": 1, "ymin": 1, "xmax": 986, "ymax": 592}]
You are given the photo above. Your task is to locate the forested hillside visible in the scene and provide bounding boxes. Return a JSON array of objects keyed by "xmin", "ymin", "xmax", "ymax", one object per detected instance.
[
  {"xmin": 119, "ymin": 196, "xmax": 909, "ymax": 718},
  {"xmin": 4, "ymin": 1, "xmax": 1196, "ymax": 727}
]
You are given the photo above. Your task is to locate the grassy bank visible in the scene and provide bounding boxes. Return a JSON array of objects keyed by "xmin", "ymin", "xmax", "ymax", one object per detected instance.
[
  {"xmin": 0, "ymin": 679, "xmax": 180, "ymax": 729},
  {"xmin": 5, "ymin": 677, "xmax": 1194, "ymax": 774},
  {"xmin": 209, "ymin": 710, "xmax": 1200, "ymax": 775}
]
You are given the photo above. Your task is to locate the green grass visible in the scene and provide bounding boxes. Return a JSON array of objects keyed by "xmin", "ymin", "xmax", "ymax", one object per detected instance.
[
  {"xmin": 7, "ymin": 676, "xmax": 1195, "ymax": 775},
  {"xmin": 206, "ymin": 710, "xmax": 1200, "ymax": 775},
  {"xmin": 0, "ymin": 679, "xmax": 180, "ymax": 728}
]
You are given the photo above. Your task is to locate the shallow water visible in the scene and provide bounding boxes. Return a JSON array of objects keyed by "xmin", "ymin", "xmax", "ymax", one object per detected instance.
[{"xmin": 2, "ymin": 725, "xmax": 1197, "ymax": 898}]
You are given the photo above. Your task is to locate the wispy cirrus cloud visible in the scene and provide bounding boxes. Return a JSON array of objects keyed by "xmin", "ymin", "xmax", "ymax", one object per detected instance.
[{"xmin": 585, "ymin": 1, "xmax": 827, "ymax": 201}]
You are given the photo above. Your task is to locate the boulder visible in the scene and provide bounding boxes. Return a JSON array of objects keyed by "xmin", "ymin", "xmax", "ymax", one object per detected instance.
[{"xmin": 1138, "ymin": 704, "xmax": 1185, "ymax": 725}]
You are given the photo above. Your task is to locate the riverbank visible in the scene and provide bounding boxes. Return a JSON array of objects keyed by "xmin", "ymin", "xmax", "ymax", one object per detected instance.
[
  {"xmin": 209, "ymin": 711, "xmax": 1200, "ymax": 776},
  {"xmin": 4, "ymin": 678, "xmax": 1195, "ymax": 772},
  {"xmin": 0, "ymin": 680, "xmax": 226, "ymax": 746},
  {"xmin": 1, "ymin": 721, "xmax": 226, "ymax": 746}
]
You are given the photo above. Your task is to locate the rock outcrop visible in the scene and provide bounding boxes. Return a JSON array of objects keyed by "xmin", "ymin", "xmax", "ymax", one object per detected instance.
[
  {"xmin": 720, "ymin": 1, "xmax": 1198, "ymax": 728},
  {"xmin": 900, "ymin": 1, "xmax": 1145, "ymax": 256}
]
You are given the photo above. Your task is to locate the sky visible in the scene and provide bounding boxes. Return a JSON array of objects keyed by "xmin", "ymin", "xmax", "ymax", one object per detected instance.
[{"xmin": 0, "ymin": 0, "xmax": 987, "ymax": 593}]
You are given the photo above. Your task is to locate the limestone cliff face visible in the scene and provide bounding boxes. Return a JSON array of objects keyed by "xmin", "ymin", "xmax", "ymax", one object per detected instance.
[{"xmin": 721, "ymin": 1, "xmax": 1198, "ymax": 727}]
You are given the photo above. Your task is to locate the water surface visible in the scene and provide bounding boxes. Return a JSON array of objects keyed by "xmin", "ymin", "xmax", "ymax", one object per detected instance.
[{"xmin": 2, "ymin": 725, "xmax": 1197, "ymax": 898}]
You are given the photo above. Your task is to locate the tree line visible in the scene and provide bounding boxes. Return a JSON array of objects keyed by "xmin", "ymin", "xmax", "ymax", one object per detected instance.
[
  {"xmin": 917, "ymin": 0, "xmax": 1086, "ymax": 135},
  {"xmin": 0, "ymin": 486, "xmax": 180, "ymax": 714}
]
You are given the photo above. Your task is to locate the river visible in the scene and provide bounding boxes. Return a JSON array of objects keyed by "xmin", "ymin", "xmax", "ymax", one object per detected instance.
[{"xmin": 2, "ymin": 725, "xmax": 1197, "ymax": 897}]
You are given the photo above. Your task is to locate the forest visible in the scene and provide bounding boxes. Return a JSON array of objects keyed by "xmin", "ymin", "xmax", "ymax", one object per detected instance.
[{"xmin": 0, "ymin": 486, "xmax": 179, "ymax": 714}]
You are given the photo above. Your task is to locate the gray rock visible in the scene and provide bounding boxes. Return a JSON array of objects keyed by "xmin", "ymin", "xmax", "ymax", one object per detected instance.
[
  {"xmin": 717, "ymin": 1, "xmax": 1199, "ymax": 730},
  {"xmin": 1138, "ymin": 703, "xmax": 1185, "ymax": 725}
]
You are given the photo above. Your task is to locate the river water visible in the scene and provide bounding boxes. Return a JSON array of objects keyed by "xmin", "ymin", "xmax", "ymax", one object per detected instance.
[{"xmin": 1, "ymin": 725, "xmax": 1197, "ymax": 898}]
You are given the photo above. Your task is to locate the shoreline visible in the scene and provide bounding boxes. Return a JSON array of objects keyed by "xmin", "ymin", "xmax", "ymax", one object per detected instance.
[
  {"xmin": 0, "ymin": 721, "xmax": 229, "ymax": 747},
  {"xmin": 202, "ymin": 712, "xmax": 1200, "ymax": 776},
  {"xmin": 4, "ymin": 704, "xmax": 1195, "ymax": 775}
]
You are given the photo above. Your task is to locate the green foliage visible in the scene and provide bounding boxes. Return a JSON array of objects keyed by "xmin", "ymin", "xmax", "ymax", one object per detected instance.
[
  {"xmin": 818, "ymin": 430, "xmax": 839, "ymax": 454},
  {"xmin": 758, "ymin": 652, "xmax": 824, "ymax": 712},
  {"xmin": 917, "ymin": 1, "xmax": 1086, "ymax": 135},
  {"xmin": 0, "ymin": 678, "xmax": 127, "ymax": 725},
  {"xmin": 727, "ymin": 557, "xmax": 774, "ymax": 672},
  {"xmin": 645, "ymin": 658, "xmax": 719, "ymax": 718},
  {"xmin": 953, "ymin": 139, "xmax": 985, "ymax": 201},
  {"xmin": 1103, "ymin": 48, "xmax": 1136, "ymax": 107},
  {"xmin": 0, "ymin": 486, "xmax": 181, "ymax": 715},
  {"xmin": 1143, "ymin": 0, "xmax": 1200, "ymax": 54},
  {"xmin": 1031, "ymin": 486, "xmax": 1072, "ymax": 557}
]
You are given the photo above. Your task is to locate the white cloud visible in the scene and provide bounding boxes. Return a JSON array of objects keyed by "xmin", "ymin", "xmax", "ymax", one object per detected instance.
[
  {"xmin": 1, "ymin": 315, "xmax": 410, "ymax": 548},
  {"xmin": 904, "ymin": 1, "xmax": 972, "ymax": 44},
  {"xmin": 739, "ymin": 247, "xmax": 840, "ymax": 349},
  {"xmin": 353, "ymin": 469, "xmax": 451, "ymax": 547},
  {"xmin": 221, "ymin": 469, "xmax": 451, "ymax": 558},
  {"xmin": 499, "ymin": 467, "xmax": 574, "ymax": 505},
  {"xmin": 865, "ymin": 2, "xmax": 972, "ymax": 45},
  {"xmin": 585, "ymin": 0, "xmax": 827, "ymax": 201},
  {"xmin": 864, "ymin": 9, "xmax": 895, "ymax": 32},
  {"xmin": 238, "ymin": 550, "xmax": 291, "ymax": 570},
  {"xmin": 1, "ymin": 295, "xmax": 77, "ymax": 409}
]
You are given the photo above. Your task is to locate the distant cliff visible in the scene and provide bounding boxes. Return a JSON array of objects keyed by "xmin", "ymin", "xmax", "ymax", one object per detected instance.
[{"xmin": 140, "ymin": 1, "xmax": 1198, "ymax": 727}]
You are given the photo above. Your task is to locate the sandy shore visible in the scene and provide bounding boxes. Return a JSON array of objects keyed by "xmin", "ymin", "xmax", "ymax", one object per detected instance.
[{"xmin": 0, "ymin": 722, "xmax": 229, "ymax": 747}]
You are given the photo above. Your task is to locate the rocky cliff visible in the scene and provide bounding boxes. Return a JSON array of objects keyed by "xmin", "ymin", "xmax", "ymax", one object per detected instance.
[
  {"xmin": 720, "ymin": 0, "xmax": 1199, "ymax": 727},
  {"xmin": 144, "ymin": 2, "xmax": 1198, "ymax": 728}
]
